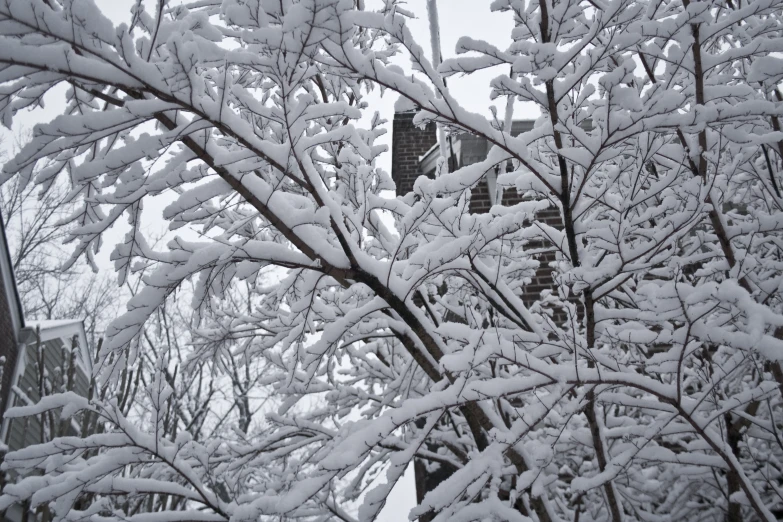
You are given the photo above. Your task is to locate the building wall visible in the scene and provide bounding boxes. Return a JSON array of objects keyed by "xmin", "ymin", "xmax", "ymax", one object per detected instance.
[
  {"xmin": 0, "ymin": 211, "xmax": 23, "ymax": 421},
  {"xmin": 391, "ymin": 111, "xmax": 438, "ymax": 196},
  {"xmin": 391, "ymin": 112, "xmax": 565, "ymax": 311},
  {"xmin": 0, "ymin": 274, "xmax": 19, "ymax": 419},
  {"xmin": 5, "ymin": 337, "xmax": 91, "ymax": 452},
  {"xmin": 391, "ymin": 111, "xmax": 570, "ymax": 518}
]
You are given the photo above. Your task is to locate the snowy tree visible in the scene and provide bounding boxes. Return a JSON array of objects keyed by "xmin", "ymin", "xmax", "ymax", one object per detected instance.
[
  {"xmin": 1, "ymin": 131, "xmax": 120, "ymax": 345},
  {"xmin": 0, "ymin": 0, "xmax": 783, "ymax": 521}
]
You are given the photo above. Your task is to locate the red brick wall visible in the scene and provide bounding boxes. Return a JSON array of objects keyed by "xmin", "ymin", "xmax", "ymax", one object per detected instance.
[
  {"xmin": 393, "ymin": 115, "xmax": 570, "ymax": 512},
  {"xmin": 391, "ymin": 111, "xmax": 438, "ymax": 196},
  {"xmin": 390, "ymin": 114, "xmax": 566, "ymax": 316}
]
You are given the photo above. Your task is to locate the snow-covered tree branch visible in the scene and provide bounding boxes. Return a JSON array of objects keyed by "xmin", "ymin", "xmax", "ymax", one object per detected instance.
[{"xmin": 1, "ymin": 0, "xmax": 783, "ymax": 520}]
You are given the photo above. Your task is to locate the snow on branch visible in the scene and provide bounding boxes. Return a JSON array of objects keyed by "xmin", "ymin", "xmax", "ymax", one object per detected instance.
[{"xmin": 1, "ymin": 0, "xmax": 783, "ymax": 520}]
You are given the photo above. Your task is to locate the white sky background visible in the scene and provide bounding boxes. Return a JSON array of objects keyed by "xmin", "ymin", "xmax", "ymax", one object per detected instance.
[{"xmin": 3, "ymin": 1, "xmax": 540, "ymax": 519}]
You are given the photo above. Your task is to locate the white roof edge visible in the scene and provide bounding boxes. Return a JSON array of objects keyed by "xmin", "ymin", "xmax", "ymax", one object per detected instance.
[
  {"xmin": 23, "ymin": 319, "xmax": 92, "ymax": 373},
  {"xmin": 418, "ymin": 142, "xmax": 440, "ymax": 163},
  {"xmin": 24, "ymin": 319, "xmax": 85, "ymax": 344},
  {"xmin": 26, "ymin": 319, "xmax": 85, "ymax": 329},
  {"xmin": 420, "ymin": 140, "xmax": 461, "ymax": 176}
]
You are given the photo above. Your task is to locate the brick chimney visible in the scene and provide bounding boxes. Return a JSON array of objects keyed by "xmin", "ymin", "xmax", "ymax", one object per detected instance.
[{"xmin": 391, "ymin": 109, "xmax": 437, "ymax": 196}]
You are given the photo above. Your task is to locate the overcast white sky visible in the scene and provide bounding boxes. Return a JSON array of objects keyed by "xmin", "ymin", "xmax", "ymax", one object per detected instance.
[{"xmin": 4, "ymin": 1, "xmax": 533, "ymax": 519}]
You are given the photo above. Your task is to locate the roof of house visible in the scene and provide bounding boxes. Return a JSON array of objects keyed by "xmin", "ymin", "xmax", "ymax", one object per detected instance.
[{"xmin": 25, "ymin": 319, "xmax": 92, "ymax": 373}]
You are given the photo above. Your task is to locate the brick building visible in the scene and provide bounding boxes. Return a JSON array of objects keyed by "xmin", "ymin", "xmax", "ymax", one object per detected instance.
[
  {"xmin": 391, "ymin": 108, "xmax": 564, "ymax": 305},
  {"xmin": 392, "ymin": 107, "xmax": 565, "ymax": 519},
  {"xmin": 392, "ymin": 111, "xmax": 537, "ymax": 211}
]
